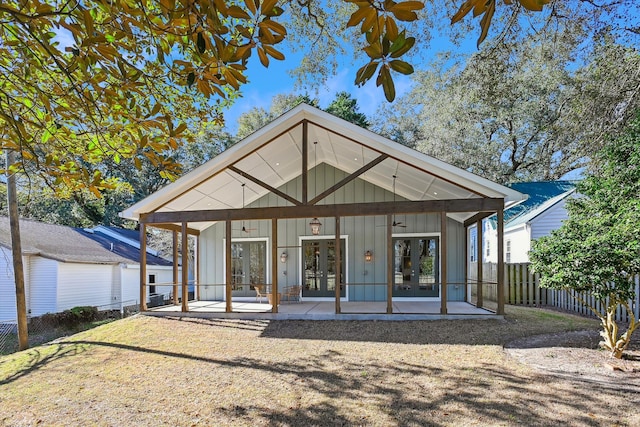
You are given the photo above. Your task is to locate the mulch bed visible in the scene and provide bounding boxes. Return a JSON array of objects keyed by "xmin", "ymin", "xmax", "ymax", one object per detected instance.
[{"xmin": 505, "ymin": 330, "xmax": 640, "ymax": 388}]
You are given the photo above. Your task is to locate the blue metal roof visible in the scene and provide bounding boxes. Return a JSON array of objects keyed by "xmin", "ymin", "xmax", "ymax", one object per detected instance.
[{"xmin": 486, "ymin": 181, "xmax": 577, "ymax": 228}]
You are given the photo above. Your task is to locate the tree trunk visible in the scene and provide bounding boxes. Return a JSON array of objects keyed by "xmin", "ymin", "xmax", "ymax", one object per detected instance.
[{"xmin": 6, "ymin": 150, "xmax": 28, "ymax": 350}]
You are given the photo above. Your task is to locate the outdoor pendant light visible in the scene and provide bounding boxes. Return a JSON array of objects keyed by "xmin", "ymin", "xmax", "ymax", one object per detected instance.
[
  {"xmin": 364, "ymin": 250, "xmax": 373, "ymax": 263},
  {"xmin": 309, "ymin": 217, "xmax": 322, "ymax": 235},
  {"xmin": 309, "ymin": 141, "xmax": 322, "ymax": 236},
  {"xmin": 280, "ymin": 252, "xmax": 288, "ymax": 263}
]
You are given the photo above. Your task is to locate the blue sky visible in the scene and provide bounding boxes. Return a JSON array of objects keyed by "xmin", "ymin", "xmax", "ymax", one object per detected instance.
[
  {"xmin": 221, "ymin": 52, "xmax": 414, "ymax": 133},
  {"xmin": 221, "ymin": 33, "xmax": 476, "ymax": 133}
]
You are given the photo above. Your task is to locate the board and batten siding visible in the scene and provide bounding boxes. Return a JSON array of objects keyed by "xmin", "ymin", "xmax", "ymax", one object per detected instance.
[
  {"xmin": 55, "ymin": 263, "xmax": 114, "ymax": 313},
  {"xmin": 199, "ymin": 163, "xmax": 467, "ymax": 301}
]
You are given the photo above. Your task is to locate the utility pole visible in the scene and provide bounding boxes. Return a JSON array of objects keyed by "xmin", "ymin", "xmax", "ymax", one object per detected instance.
[{"xmin": 6, "ymin": 150, "xmax": 28, "ymax": 350}]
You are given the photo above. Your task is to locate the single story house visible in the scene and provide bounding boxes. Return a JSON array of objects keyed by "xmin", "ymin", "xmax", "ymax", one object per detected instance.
[
  {"xmin": 120, "ymin": 104, "xmax": 526, "ymax": 315},
  {"xmin": 0, "ymin": 218, "xmax": 178, "ymax": 322},
  {"xmin": 470, "ymin": 181, "xmax": 576, "ymax": 264}
]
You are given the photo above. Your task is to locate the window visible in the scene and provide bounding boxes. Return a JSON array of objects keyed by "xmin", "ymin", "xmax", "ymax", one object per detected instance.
[
  {"xmin": 506, "ymin": 240, "xmax": 511, "ymax": 263},
  {"xmin": 485, "ymin": 239, "xmax": 490, "ymax": 259},
  {"xmin": 149, "ymin": 274, "xmax": 156, "ymax": 294},
  {"xmin": 469, "ymin": 228, "xmax": 476, "ymax": 262}
]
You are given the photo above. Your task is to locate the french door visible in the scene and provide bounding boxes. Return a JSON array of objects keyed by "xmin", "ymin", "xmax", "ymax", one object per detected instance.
[
  {"xmin": 231, "ymin": 241, "xmax": 266, "ymax": 297},
  {"xmin": 393, "ymin": 237, "xmax": 439, "ymax": 297},
  {"xmin": 302, "ymin": 239, "xmax": 346, "ymax": 298}
]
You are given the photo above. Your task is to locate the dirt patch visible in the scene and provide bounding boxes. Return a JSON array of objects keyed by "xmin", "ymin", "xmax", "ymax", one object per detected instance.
[{"xmin": 505, "ymin": 330, "xmax": 640, "ymax": 389}]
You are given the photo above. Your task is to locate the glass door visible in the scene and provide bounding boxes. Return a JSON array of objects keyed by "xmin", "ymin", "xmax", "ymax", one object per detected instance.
[
  {"xmin": 231, "ymin": 241, "xmax": 266, "ymax": 297},
  {"xmin": 302, "ymin": 239, "xmax": 346, "ymax": 298},
  {"xmin": 393, "ymin": 237, "xmax": 439, "ymax": 297}
]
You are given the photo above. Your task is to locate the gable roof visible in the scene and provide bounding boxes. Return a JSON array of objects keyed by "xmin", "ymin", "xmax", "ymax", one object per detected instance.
[
  {"xmin": 0, "ymin": 217, "xmax": 129, "ymax": 264},
  {"xmin": 79, "ymin": 227, "xmax": 173, "ymax": 266},
  {"xmin": 120, "ymin": 104, "xmax": 526, "ymax": 230},
  {"xmin": 0, "ymin": 217, "xmax": 172, "ymax": 266}
]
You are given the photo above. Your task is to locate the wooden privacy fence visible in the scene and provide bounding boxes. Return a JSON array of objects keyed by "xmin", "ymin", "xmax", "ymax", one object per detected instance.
[{"xmin": 469, "ymin": 262, "xmax": 640, "ymax": 323}]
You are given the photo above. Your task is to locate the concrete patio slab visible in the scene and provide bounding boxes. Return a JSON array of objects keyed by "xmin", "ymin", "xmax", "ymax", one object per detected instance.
[{"xmin": 147, "ymin": 299, "xmax": 501, "ymax": 320}]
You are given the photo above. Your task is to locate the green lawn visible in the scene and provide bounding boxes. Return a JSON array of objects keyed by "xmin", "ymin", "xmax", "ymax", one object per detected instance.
[{"xmin": 0, "ymin": 306, "xmax": 635, "ymax": 426}]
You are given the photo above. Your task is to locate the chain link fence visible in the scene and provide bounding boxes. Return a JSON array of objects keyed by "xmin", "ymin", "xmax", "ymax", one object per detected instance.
[{"xmin": 0, "ymin": 300, "xmax": 139, "ymax": 356}]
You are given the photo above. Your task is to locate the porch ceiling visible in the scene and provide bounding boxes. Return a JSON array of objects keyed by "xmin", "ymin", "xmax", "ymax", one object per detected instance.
[{"xmin": 121, "ymin": 104, "xmax": 526, "ymax": 231}]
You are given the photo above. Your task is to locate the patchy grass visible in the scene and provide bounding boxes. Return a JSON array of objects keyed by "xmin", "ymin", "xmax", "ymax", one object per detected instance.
[
  {"xmin": 0, "ymin": 305, "xmax": 636, "ymax": 426},
  {"xmin": 1, "ymin": 318, "xmax": 117, "ymax": 356}
]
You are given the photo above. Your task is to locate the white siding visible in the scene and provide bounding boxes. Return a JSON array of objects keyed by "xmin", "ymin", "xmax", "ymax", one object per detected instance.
[
  {"xmin": 29, "ymin": 257, "xmax": 59, "ymax": 316},
  {"xmin": 0, "ymin": 247, "xmax": 17, "ymax": 321},
  {"xmin": 111, "ymin": 264, "xmax": 122, "ymax": 307},
  {"xmin": 531, "ymin": 198, "xmax": 570, "ymax": 240},
  {"xmin": 504, "ymin": 226, "xmax": 531, "ymax": 263},
  {"xmin": 483, "ymin": 221, "xmax": 498, "ymax": 264},
  {"xmin": 56, "ymin": 263, "xmax": 114, "ymax": 312},
  {"xmin": 121, "ymin": 265, "xmax": 179, "ymax": 304}
]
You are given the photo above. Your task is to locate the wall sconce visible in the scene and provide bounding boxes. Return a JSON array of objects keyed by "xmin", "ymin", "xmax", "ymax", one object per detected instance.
[
  {"xmin": 309, "ymin": 217, "xmax": 322, "ymax": 235},
  {"xmin": 364, "ymin": 250, "xmax": 373, "ymax": 262},
  {"xmin": 280, "ymin": 252, "xmax": 288, "ymax": 263}
]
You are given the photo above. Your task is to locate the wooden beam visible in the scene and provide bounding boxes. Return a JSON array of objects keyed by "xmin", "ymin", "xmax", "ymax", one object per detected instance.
[
  {"xmin": 139, "ymin": 224, "xmax": 147, "ymax": 312},
  {"xmin": 308, "ymin": 119, "xmax": 489, "ymax": 198},
  {"xmin": 145, "ymin": 222, "xmax": 200, "ymax": 236},
  {"xmin": 141, "ymin": 198, "xmax": 504, "ymax": 225},
  {"xmin": 497, "ymin": 206, "xmax": 505, "ymax": 315},
  {"xmin": 309, "ymin": 154, "xmax": 389, "ymax": 205},
  {"xmin": 153, "ymin": 120, "xmax": 304, "ymax": 213},
  {"xmin": 225, "ymin": 220, "xmax": 232, "ymax": 313},
  {"xmin": 476, "ymin": 219, "xmax": 483, "ymax": 308},
  {"xmin": 335, "ymin": 216, "xmax": 341, "ymax": 314},
  {"xmin": 229, "ymin": 165, "xmax": 302, "ymax": 206},
  {"xmin": 440, "ymin": 212, "xmax": 447, "ymax": 315},
  {"xmin": 172, "ymin": 230, "xmax": 179, "ymax": 305},
  {"xmin": 387, "ymin": 214, "xmax": 393, "ymax": 314},
  {"xmin": 181, "ymin": 222, "xmax": 189, "ymax": 312},
  {"xmin": 272, "ymin": 218, "xmax": 278, "ymax": 313},
  {"xmin": 463, "ymin": 211, "xmax": 495, "ymax": 228},
  {"xmin": 302, "ymin": 120, "xmax": 308, "ymax": 204}
]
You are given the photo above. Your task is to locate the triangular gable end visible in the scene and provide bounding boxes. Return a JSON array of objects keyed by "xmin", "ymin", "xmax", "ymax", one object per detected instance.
[{"xmin": 120, "ymin": 104, "xmax": 525, "ymax": 231}]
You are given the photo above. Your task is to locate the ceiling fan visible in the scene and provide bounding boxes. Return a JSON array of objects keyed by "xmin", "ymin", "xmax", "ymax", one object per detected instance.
[
  {"xmin": 379, "ymin": 175, "xmax": 407, "ymax": 228},
  {"xmin": 236, "ymin": 183, "xmax": 256, "ymax": 233}
]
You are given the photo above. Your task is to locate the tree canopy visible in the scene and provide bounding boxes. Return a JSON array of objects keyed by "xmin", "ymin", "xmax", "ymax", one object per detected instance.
[
  {"xmin": 529, "ymin": 114, "xmax": 640, "ymax": 358},
  {"xmin": 375, "ymin": 31, "xmax": 640, "ymax": 184}
]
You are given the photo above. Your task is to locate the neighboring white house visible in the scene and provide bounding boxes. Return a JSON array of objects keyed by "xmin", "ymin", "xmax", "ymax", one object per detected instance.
[
  {"xmin": 469, "ymin": 181, "xmax": 577, "ymax": 264},
  {"xmin": 0, "ymin": 218, "xmax": 179, "ymax": 321}
]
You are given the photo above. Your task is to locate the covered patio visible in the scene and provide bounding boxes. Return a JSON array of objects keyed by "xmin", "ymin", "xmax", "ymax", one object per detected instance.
[{"xmin": 120, "ymin": 104, "xmax": 525, "ymax": 318}]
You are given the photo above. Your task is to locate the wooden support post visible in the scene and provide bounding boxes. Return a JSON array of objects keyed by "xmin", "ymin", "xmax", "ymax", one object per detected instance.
[
  {"xmin": 497, "ymin": 206, "xmax": 505, "ymax": 315},
  {"xmin": 440, "ymin": 212, "xmax": 448, "ymax": 315},
  {"xmin": 139, "ymin": 224, "xmax": 147, "ymax": 311},
  {"xmin": 476, "ymin": 219, "xmax": 483, "ymax": 308},
  {"xmin": 272, "ymin": 218, "xmax": 278, "ymax": 313},
  {"xmin": 181, "ymin": 222, "xmax": 189, "ymax": 312},
  {"xmin": 225, "ymin": 220, "xmax": 232, "ymax": 313},
  {"xmin": 387, "ymin": 214, "xmax": 393, "ymax": 314},
  {"xmin": 172, "ymin": 230, "xmax": 179, "ymax": 305},
  {"xmin": 335, "ymin": 216, "xmax": 341, "ymax": 314},
  {"xmin": 302, "ymin": 120, "xmax": 308, "ymax": 204}
]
